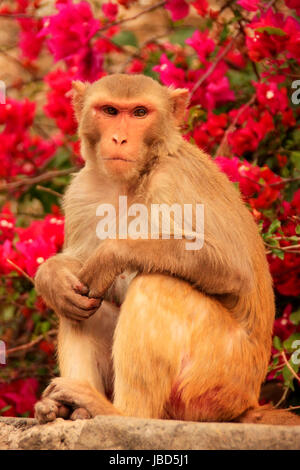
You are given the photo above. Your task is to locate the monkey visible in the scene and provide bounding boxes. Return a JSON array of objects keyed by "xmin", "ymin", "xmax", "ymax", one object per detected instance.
[{"xmin": 34, "ymin": 73, "xmax": 300, "ymax": 425}]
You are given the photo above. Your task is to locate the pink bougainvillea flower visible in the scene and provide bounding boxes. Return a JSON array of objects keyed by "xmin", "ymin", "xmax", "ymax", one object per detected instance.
[
  {"xmin": 44, "ymin": 68, "xmax": 78, "ymax": 135},
  {"xmin": 153, "ymin": 54, "xmax": 187, "ymax": 88},
  {"xmin": 41, "ymin": 1, "xmax": 100, "ymax": 62},
  {"xmin": 127, "ymin": 58, "xmax": 145, "ymax": 74},
  {"xmin": 285, "ymin": 0, "xmax": 300, "ymax": 16},
  {"xmin": 186, "ymin": 30, "xmax": 215, "ymax": 63},
  {"xmin": 237, "ymin": 0, "xmax": 260, "ymax": 11},
  {"xmin": 16, "ymin": 235, "xmax": 57, "ymax": 278},
  {"xmin": 18, "ymin": 18, "xmax": 45, "ymax": 61},
  {"xmin": 16, "ymin": 213, "xmax": 64, "ymax": 252},
  {"xmin": 165, "ymin": 0, "xmax": 189, "ymax": 21},
  {"xmin": 73, "ymin": 46, "xmax": 105, "ymax": 82},
  {"xmin": 0, "ymin": 204, "xmax": 15, "ymax": 243},
  {"xmin": 0, "ymin": 378, "xmax": 39, "ymax": 417},
  {"xmin": 102, "ymin": 1, "xmax": 119, "ymax": 21},
  {"xmin": 254, "ymin": 81, "xmax": 289, "ymax": 113},
  {"xmin": 191, "ymin": 0, "xmax": 208, "ymax": 16},
  {"xmin": 192, "ymin": 113, "xmax": 228, "ymax": 152}
]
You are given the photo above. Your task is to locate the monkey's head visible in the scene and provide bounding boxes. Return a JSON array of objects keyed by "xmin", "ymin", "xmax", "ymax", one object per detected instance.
[{"xmin": 72, "ymin": 74, "xmax": 189, "ymax": 183}]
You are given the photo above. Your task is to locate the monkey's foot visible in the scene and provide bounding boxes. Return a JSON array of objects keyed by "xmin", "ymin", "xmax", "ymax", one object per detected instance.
[
  {"xmin": 34, "ymin": 397, "xmax": 72, "ymax": 424},
  {"xmin": 34, "ymin": 378, "xmax": 95, "ymax": 424},
  {"xmin": 35, "ymin": 377, "xmax": 100, "ymax": 423}
]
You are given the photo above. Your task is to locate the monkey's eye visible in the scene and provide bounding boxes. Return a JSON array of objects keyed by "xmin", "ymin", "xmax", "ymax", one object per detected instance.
[
  {"xmin": 102, "ymin": 106, "xmax": 118, "ymax": 116},
  {"xmin": 133, "ymin": 107, "xmax": 148, "ymax": 118}
]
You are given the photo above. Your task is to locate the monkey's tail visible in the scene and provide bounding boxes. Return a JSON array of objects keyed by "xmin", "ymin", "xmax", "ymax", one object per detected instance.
[{"xmin": 234, "ymin": 404, "xmax": 300, "ymax": 425}]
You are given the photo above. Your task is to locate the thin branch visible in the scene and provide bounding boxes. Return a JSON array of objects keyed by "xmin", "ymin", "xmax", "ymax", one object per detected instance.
[
  {"xmin": 281, "ymin": 350, "xmax": 300, "ymax": 383},
  {"xmin": 6, "ymin": 329, "xmax": 57, "ymax": 355},
  {"xmin": 269, "ymin": 176, "xmax": 300, "ymax": 187},
  {"xmin": 189, "ymin": 34, "xmax": 241, "ymax": 99},
  {"xmin": 215, "ymin": 94, "xmax": 256, "ymax": 157},
  {"xmin": 98, "ymin": 1, "xmax": 166, "ymax": 33},
  {"xmin": 5, "ymin": 259, "xmax": 34, "ymax": 285},
  {"xmin": 0, "ymin": 167, "xmax": 77, "ymax": 191},
  {"xmin": 36, "ymin": 185, "xmax": 62, "ymax": 198}
]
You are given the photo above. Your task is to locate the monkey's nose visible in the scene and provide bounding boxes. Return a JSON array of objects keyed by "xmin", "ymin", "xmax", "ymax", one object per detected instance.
[{"xmin": 112, "ymin": 135, "xmax": 127, "ymax": 145}]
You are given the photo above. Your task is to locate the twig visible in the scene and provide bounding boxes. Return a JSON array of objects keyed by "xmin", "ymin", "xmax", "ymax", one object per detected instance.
[
  {"xmin": 36, "ymin": 185, "xmax": 62, "ymax": 198},
  {"xmin": 281, "ymin": 350, "xmax": 300, "ymax": 383},
  {"xmin": 5, "ymin": 259, "xmax": 34, "ymax": 285},
  {"xmin": 0, "ymin": 167, "xmax": 77, "ymax": 191},
  {"xmin": 269, "ymin": 176, "xmax": 300, "ymax": 187},
  {"xmin": 215, "ymin": 95, "xmax": 256, "ymax": 156},
  {"xmin": 98, "ymin": 1, "xmax": 166, "ymax": 33},
  {"xmin": 189, "ymin": 34, "xmax": 241, "ymax": 99},
  {"xmin": 6, "ymin": 329, "xmax": 57, "ymax": 355},
  {"xmin": 274, "ymin": 386, "xmax": 289, "ymax": 408}
]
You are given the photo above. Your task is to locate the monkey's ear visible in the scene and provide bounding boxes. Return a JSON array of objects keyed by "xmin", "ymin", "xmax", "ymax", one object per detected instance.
[
  {"xmin": 168, "ymin": 88, "xmax": 190, "ymax": 124},
  {"xmin": 71, "ymin": 81, "xmax": 89, "ymax": 121}
]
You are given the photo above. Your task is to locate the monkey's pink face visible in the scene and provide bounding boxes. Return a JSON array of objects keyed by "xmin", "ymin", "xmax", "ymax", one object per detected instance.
[{"xmin": 92, "ymin": 99, "xmax": 159, "ymax": 178}]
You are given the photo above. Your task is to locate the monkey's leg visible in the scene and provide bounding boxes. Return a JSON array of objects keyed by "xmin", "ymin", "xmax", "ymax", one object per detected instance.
[
  {"xmin": 113, "ymin": 274, "xmax": 268, "ymax": 421},
  {"xmin": 35, "ymin": 300, "xmax": 119, "ymax": 423}
]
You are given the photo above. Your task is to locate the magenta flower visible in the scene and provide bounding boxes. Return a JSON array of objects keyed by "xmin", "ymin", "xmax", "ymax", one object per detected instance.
[
  {"xmin": 253, "ymin": 81, "xmax": 289, "ymax": 114},
  {"xmin": 18, "ymin": 18, "xmax": 45, "ymax": 61},
  {"xmin": 237, "ymin": 0, "xmax": 260, "ymax": 11},
  {"xmin": 41, "ymin": 1, "xmax": 100, "ymax": 62},
  {"xmin": 165, "ymin": 0, "xmax": 189, "ymax": 21},
  {"xmin": 186, "ymin": 30, "xmax": 215, "ymax": 63},
  {"xmin": 153, "ymin": 54, "xmax": 187, "ymax": 88},
  {"xmin": 191, "ymin": 0, "xmax": 208, "ymax": 16},
  {"xmin": 102, "ymin": 2, "xmax": 119, "ymax": 21},
  {"xmin": 16, "ymin": 236, "xmax": 57, "ymax": 278}
]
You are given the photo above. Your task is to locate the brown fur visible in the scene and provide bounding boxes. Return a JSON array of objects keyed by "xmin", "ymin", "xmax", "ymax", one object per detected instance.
[{"xmin": 34, "ymin": 74, "xmax": 298, "ymax": 426}]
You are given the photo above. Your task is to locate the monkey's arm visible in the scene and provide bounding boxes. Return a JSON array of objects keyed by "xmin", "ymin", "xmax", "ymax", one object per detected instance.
[{"xmin": 78, "ymin": 231, "xmax": 254, "ymax": 300}]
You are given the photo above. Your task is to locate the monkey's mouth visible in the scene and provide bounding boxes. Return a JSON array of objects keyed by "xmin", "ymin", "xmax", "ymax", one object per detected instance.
[{"xmin": 103, "ymin": 157, "xmax": 134, "ymax": 163}]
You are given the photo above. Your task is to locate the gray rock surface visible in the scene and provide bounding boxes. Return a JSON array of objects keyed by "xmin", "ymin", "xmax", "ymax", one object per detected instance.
[{"xmin": 0, "ymin": 416, "xmax": 300, "ymax": 450}]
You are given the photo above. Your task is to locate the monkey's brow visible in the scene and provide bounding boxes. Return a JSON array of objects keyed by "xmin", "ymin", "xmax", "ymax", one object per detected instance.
[
  {"xmin": 88, "ymin": 94, "xmax": 159, "ymax": 111},
  {"xmin": 96, "ymin": 101, "xmax": 155, "ymax": 110}
]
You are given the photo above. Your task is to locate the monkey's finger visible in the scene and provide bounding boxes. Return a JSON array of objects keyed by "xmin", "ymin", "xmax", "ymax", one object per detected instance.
[
  {"xmin": 72, "ymin": 282, "xmax": 89, "ymax": 295},
  {"xmin": 63, "ymin": 305, "xmax": 99, "ymax": 321},
  {"xmin": 68, "ymin": 292, "xmax": 102, "ymax": 311}
]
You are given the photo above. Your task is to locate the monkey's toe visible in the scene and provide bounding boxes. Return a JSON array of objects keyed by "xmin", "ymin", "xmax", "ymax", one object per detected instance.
[
  {"xmin": 70, "ymin": 407, "xmax": 91, "ymax": 420},
  {"xmin": 34, "ymin": 398, "xmax": 59, "ymax": 424}
]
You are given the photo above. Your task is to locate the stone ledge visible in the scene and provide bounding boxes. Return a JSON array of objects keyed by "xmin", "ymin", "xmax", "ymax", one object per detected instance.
[{"xmin": 0, "ymin": 416, "xmax": 300, "ymax": 450}]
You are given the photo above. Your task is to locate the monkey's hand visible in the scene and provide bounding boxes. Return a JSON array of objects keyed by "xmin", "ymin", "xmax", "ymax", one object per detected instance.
[
  {"xmin": 35, "ymin": 377, "xmax": 119, "ymax": 423},
  {"xmin": 78, "ymin": 242, "xmax": 122, "ymax": 299},
  {"xmin": 35, "ymin": 255, "xmax": 102, "ymax": 321}
]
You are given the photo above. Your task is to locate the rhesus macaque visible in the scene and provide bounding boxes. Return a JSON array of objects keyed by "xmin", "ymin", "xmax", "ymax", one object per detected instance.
[{"xmin": 34, "ymin": 74, "xmax": 300, "ymax": 425}]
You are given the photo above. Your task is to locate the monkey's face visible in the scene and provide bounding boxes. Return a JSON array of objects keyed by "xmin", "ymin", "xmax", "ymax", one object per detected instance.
[
  {"xmin": 90, "ymin": 99, "xmax": 161, "ymax": 181},
  {"xmin": 73, "ymin": 74, "xmax": 189, "ymax": 183}
]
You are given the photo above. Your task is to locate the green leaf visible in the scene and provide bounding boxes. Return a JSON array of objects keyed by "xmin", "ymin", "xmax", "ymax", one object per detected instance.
[
  {"xmin": 268, "ymin": 219, "xmax": 281, "ymax": 234},
  {"xmin": 111, "ymin": 31, "xmax": 138, "ymax": 48},
  {"xmin": 2, "ymin": 305, "xmax": 15, "ymax": 321},
  {"xmin": 40, "ymin": 321, "xmax": 51, "ymax": 334},
  {"xmin": 273, "ymin": 336, "xmax": 282, "ymax": 351},
  {"xmin": 290, "ymin": 310, "xmax": 300, "ymax": 326},
  {"xmin": 170, "ymin": 27, "xmax": 196, "ymax": 46},
  {"xmin": 271, "ymin": 249, "xmax": 285, "ymax": 260},
  {"xmin": 26, "ymin": 288, "xmax": 37, "ymax": 308},
  {"xmin": 282, "ymin": 365, "xmax": 294, "ymax": 390},
  {"xmin": 0, "ymin": 405, "xmax": 12, "ymax": 414},
  {"xmin": 296, "ymin": 225, "xmax": 300, "ymax": 235},
  {"xmin": 290, "ymin": 151, "xmax": 300, "ymax": 169},
  {"xmin": 283, "ymin": 332, "xmax": 300, "ymax": 351},
  {"xmin": 256, "ymin": 26, "xmax": 287, "ymax": 36}
]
